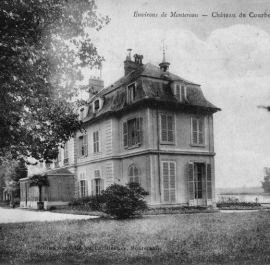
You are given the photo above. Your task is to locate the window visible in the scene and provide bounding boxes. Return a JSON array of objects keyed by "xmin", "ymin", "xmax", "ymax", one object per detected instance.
[
  {"xmin": 175, "ymin": 84, "xmax": 186, "ymax": 101},
  {"xmin": 191, "ymin": 117, "xmax": 204, "ymax": 145},
  {"xmin": 80, "ymin": 180, "xmax": 86, "ymax": 197},
  {"xmin": 160, "ymin": 114, "xmax": 174, "ymax": 143},
  {"xmin": 91, "ymin": 170, "xmax": 104, "ymax": 195},
  {"xmin": 188, "ymin": 163, "xmax": 212, "ymax": 205},
  {"xmin": 93, "ymin": 131, "xmax": 100, "ymax": 153},
  {"xmin": 64, "ymin": 142, "xmax": 68, "ymax": 159},
  {"xmin": 162, "ymin": 162, "xmax": 176, "ymax": 203},
  {"xmin": 127, "ymin": 83, "xmax": 136, "ymax": 104},
  {"xmin": 79, "ymin": 172, "xmax": 87, "ymax": 198},
  {"xmin": 94, "ymin": 100, "xmax": 99, "ymax": 111},
  {"xmin": 128, "ymin": 165, "xmax": 140, "ymax": 183},
  {"xmin": 123, "ymin": 117, "xmax": 142, "ymax": 148},
  {"xmin": 78, "ymin": 135, "xmax": 88, "ymax": 157}
]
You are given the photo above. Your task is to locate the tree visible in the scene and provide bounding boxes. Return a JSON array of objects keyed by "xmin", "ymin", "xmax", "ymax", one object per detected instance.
[
  {"xmin": 29, "ymin": 174, "xmax": 50, "ymax": 209},
  {"xmin": 1, "ymin": 159, "xmax": 28, "ymax": 207},
  {"xmin": 102, "ymin": 182, "xmax": 149, "ymax": 219},
  {"xmin": 0, "ymin": 0, "xmax": 110, "ymax": 163},
  {"xmin": 262, "ymin": 167, "xmax": 270, "ymax": 193}
]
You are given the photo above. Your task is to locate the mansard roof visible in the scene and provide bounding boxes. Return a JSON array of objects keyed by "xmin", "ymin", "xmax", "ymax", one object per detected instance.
[{"xmin": 84, "ymin": 62, "xmax": 220, "ymax": 123}]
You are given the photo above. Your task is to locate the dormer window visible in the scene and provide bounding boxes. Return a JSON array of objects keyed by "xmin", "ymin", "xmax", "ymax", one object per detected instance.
[
  {"xmin": 80, "ymin": 108, "xmax": 84, "ymax": 121},
  {"xmin": 127, "ymin": 83, "xmax": 136, "ymax": 104},
  {"xmin": 94, "ymin": 100, "xmax": 99, "ymax": 111},
  {"xmin": 92, "ymin": 98, "xmax": 104, "ymax": 113},
  {"xmin": 175, "ymin": 84, "xmax": 186, "ymax": 102}
]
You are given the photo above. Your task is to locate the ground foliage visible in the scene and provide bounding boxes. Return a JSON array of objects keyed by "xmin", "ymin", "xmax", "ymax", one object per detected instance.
[
  {"xmin": 1, "ymin": 211, "xmax": 270, "ymax": 264},
  {"xmin": 102, "ymin": 182, "xmax": 149, "ymax": 219},
  {"xmin": 0, "ymin": 0, "xmax": 110, "ymax": 163}
]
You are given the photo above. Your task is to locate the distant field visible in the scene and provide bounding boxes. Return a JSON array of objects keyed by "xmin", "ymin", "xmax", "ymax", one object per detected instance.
[
  {"xmin": 216, "ymin": 186, "xmax": 264, "ymax": 195},
  {"xmin": 1, "ymin": 211, "xmax": 270, "ymax": 264}
]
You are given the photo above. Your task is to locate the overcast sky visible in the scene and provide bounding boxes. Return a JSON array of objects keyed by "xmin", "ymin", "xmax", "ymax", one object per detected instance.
[{"xmin": 83, "ymin": 0, "xmax": 270, "ymax": 188}]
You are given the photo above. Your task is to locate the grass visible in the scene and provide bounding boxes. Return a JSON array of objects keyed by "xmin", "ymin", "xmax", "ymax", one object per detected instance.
[{"xmin": 1, "ymin": 211, "xmax": 270, "ymax": 264}]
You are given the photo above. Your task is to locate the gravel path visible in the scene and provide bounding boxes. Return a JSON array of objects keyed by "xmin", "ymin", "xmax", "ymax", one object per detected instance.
[{"xmin": 0, "ymin": 207, "xmax": 98, "ymax": 223}]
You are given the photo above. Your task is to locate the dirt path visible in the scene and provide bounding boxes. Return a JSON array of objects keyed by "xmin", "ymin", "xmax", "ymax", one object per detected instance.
[{"xmin": 0, "ymin": 207, "xmax": 98, "ymax": 223}]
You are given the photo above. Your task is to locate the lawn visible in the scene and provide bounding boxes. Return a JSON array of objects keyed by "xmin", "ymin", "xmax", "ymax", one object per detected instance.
[{"xmin": 1, "ymin": 211, "xmax": 270, "ymax": 264}]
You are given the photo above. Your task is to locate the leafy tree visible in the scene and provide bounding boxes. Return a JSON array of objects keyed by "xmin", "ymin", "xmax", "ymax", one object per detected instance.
[
  {"xmin": 29, "ymin": 174, "xmax": 50, "ymax": 202},
  {"xmin": 1, "ymin": 159, "xmax": 28, "ymax": 206},
  {"xmin": 262, "ymin": 167, "xmax": 270, "ymax": 193},
  {"xmin": 0, "ymin": 0, "xmax": 110, "ymax": 163},
  {"xmin": 102, "ymin": 182, "xmax": 149, "ymax": 219}
]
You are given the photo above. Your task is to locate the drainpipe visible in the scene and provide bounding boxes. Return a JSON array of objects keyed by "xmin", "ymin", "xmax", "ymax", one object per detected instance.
[{"xmin": 157, "ymin": 108, "xmax": 161, "ymax": 199}]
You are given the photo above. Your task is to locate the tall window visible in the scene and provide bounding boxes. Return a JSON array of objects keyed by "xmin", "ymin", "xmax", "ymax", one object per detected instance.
[
  {"xmin": 162, "ymin": 161, "xmax": 176, "ymax": 203},
  {"xmin": 160, "ymin": 114, "xmax": 174, "ymax": 143},
  {"xmin": 80, "ymin": 180, "xmax": 86, "ymax": 197},
  {"xmin": 127, "ymin": 83, "xmax": 136, "ymax": 104},
  {"xmin": 93, "ymin": 131, "xmax": 100, "ymax": 153},
  {"xmin": 123, "ymin": 118, "xmax": 142, "ymax": 148},
  {"xmin": 191, "ymin": 117, "xmax": 204, "ymax": 145},
  {"xmin": 79, "ymin": 172, "xmax": 87, "ymax": 198},
  {"xmin": 91, "ymin": 170, "xmax": 104, "ymax": 195},
  {"xmin": 175, "ymin": 84, "xmax": 186, "ymax": 101},
  {"xmin": 78, "ymin": 135, "xmax": 88, "ymax": 157},
  {"xmin": 128, "ymin": 165, "xmax": 140, "ymax": 183}
]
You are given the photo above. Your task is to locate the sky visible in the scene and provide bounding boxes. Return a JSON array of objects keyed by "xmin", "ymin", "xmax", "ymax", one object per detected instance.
[{"xmin": 83, "ymin": 0, "xmax": 270, "ymax": 188}]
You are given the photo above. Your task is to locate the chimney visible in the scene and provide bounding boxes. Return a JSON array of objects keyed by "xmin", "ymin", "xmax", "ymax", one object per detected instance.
[
  {"xmin": 124, "ymin": 49, "xmax": 143, "ymax": 76},
  {"xmin": 88, "ymin": 65, "xmax": 104, "ymax": 98}
]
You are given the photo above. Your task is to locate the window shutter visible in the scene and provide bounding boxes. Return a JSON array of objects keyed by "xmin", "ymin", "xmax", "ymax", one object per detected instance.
[
  {"xmin": 161, "ymin": 114, "xmax": 167, "ymax": 142},
  {"xmin": 85, "ymin": 135, "xmax": 88, "ymax": 156},
  {"xmin": 100, "ymin": 179, "xmax": 104, "ymax": 193},
  {"xmin": 188, "ymin": 163, "xmax": 194, "ymax": 205},
  {"xmin": 176, "ymin": 85, "xmax": 180, "ymax": 101},
  {"xmin": 96, "ymin": 131, "xmax": 99, "ymax": 153},
  {"xmin": 206, "ymin": 164, "xmax": 212, "ymax": 200},
  {"xmin": 91, "ymin": 179, "xmax": 95, "ymax": 195},
  {"xmin": 180, "ymin": 85, "xmax": 185, "ymax": 101},
  {"xmin": 85, "ymin": 180, "xmax": 88, "ymax": 196},
  {"xmin": 78, "ymin": 181, "xmax": 81, "ymax": 198},
  {"xmin": 136, "ymin": 117, "xmax": 143, "ymax": 145},
  {"xmin": 170, "ymin": 162, "xmax": 176, "ymax": 202},
  {"xmin": 78, "ymin": 137, "xmax": 82, "ymax": 157},
  {"xmin": 163, "ymin": 162, "xmax": 170, "ymax": 202},
  {"xmin": 167, "ymin": 115, "xmax": 174, "ymax": 142},
  {"xmin": 198, "ymin": 119, "xmax": 204, "ymax": 145},
  {"xmin": 192, "ymin": 118, "xmax": 198, "ymax": 144},
  {"xmin": 93, "ymin": 132, "xmax": 97, "ymax": 153},
  {"xmin": 123, "ymin": 122, "xmax": 128, "ymax": 148}
]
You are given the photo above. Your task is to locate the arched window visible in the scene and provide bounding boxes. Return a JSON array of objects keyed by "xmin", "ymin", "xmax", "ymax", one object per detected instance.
[{"xmin": 128, "ymin": 165, "xmax": 140, "ymax": 183}]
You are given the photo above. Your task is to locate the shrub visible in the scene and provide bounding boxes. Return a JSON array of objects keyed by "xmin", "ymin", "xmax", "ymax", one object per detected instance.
[
  {"xmin": 49, "ymin": 206, "xmax": 57, "ymax": 211},
  {"xmin": 102, "ymin": 182, "xmax": 149, "ymax": 219},
  {"xmin": 68, "ymin": 195, "xmax": 106, "ymax": 211}
]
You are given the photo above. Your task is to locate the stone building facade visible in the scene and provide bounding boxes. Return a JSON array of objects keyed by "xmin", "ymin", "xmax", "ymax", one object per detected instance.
[{"xmin": 20, "ymin": 50, "xmax": 220, "ymax": 209}]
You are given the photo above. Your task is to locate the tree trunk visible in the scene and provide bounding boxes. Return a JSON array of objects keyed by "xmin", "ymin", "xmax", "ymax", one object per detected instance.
[
  {"xmin": 39, "ymin": 186, "xmax": 42, "ymax": 202},
  {"xmin": 10, "ymin": 191, "xmax": 14, "ymax": 208}
]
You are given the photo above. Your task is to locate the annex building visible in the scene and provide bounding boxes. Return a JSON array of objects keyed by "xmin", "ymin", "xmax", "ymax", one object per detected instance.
[{"xmin": 20, "ymin": 49, "xmax": 221, "ymax": 209}]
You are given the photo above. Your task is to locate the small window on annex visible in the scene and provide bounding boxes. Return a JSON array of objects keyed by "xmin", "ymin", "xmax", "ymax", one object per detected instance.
[{"xmin": 128, "ymin": 165, "xmax": 141, "ymax": 184}]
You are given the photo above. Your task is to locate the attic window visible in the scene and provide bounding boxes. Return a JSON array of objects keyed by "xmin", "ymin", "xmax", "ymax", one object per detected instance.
[
  {"xmin": 94, "ymin": 100, "xmax": 100, "ymax": 111},
  {"xmin": 92, "ymin": 98, "xmax": 104, "ymax": 113},
  {"xmin": 175, "ymin": 84, "xmax": 186, "ymax": 102},
  {"xmin": 127, "ymin": 83, "xmax": 136, "ymax": 104}
]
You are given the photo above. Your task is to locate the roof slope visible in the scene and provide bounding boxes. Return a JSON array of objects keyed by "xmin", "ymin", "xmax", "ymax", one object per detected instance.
[{"xmin": 84, "ymin": 63, "xmax": 220, "ymax": 122}]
